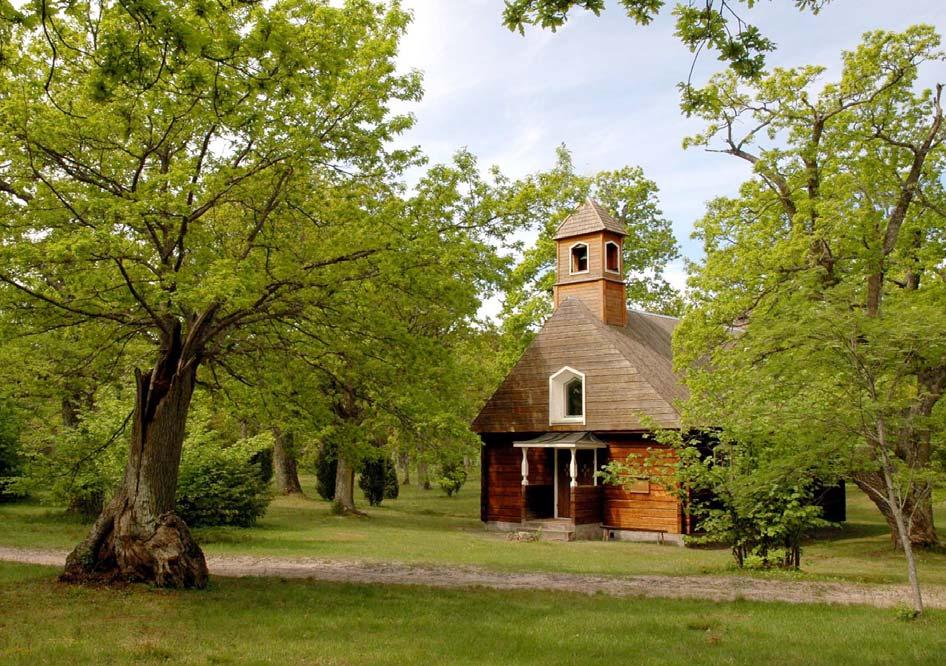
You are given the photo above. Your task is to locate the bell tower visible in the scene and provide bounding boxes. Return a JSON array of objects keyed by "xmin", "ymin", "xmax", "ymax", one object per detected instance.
[{"xmin": 552, "ymin": 200, "xmax": 627, "ymax": 327}]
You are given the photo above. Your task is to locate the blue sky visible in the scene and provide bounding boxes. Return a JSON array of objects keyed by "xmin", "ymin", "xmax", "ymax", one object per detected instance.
[{"xmin": 394, "ymin": 0, "xmax": 946, "ymax": 302}]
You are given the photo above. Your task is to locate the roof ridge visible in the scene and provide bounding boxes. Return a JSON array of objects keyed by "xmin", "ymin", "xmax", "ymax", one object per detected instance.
[{"xmin": 553, "ymin": 199, "xmax": 627, "ymax": 240}]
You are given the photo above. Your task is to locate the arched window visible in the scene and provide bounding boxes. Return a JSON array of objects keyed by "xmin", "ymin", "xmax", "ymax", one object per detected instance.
[
  {"xmin": 605, "ymin": 241, "xmax": 620, "ymax": 273},
  {"xmin": 549, "ymin": 367, "xmax": 585, "ymax": 424},
  {"xmin": 570, "ymin": 243, "xmax": 588, "ymax": 274}
]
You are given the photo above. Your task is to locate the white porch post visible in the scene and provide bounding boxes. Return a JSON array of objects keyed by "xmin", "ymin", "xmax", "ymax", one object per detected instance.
[
  {"xmin": 593, "ymin": 448, "xmax": 598, "ymax": 487},
  {"xmin": 569, "ymin": 447, "xmax": 577, "ymax": 488},
  {"xmin": 521, "ymin": 447, "xmax": 529, "ymax": 486}
]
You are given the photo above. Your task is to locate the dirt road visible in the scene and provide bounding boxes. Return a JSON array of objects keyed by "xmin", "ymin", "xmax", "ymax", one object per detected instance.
[{"xmin": 0, "ymin": 545, "xmax": 937, "ymax": 608}]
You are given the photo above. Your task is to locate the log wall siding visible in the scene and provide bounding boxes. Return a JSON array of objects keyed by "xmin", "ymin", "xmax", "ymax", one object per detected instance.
[
  {"xmin": 472, "ymin": 299, "xmax": 680, "ymax": 433},
  {"xmin": 602, "ymin": 441, "xmax": 682, "ymax": 534},
  {"xmin": 572, "ymin": 485, "xmax": 603, "ymax": 525},
  {"xmin": 481, "ymin": 436, "xmax": 685, "ymax": 534},
  {"xmin": 481, "ymin": 436, "xmax": 526, "ymax": 523}
]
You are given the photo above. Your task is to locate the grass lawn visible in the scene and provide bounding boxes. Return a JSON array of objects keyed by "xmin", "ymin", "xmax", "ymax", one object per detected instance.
[
  {"xmin": 0, "ymin": 561, "xmax": 944, "ymax": 665},
  {"xmin": 1, "ymin": 473, "xmax": 945, "ymax": 586}
]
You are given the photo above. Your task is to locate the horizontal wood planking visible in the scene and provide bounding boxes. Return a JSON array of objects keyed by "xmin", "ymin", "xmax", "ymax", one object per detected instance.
[{"xmin": 483, "ymin": 442, "xmax": 522, "ymax": 522}]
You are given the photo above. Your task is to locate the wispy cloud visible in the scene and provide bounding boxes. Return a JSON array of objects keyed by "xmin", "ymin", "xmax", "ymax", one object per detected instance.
[{"xmin": 396, "ymin": 0, "xmax": 946, "ymax": 293}]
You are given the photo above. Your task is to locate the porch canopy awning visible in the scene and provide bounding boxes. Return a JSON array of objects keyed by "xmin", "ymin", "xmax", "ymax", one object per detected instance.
[{"xmin": 512, "ymin": 431, "xmax": 606, "ymax": 449}]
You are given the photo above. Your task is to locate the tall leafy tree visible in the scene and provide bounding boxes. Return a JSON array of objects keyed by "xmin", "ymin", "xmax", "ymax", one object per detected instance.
[
  {"xmin": 0, "ymin": 0, "xmax": 421, "ymax": 587},
  {"xmin": 501, "ymin": 146, "xmax": 680, "ymax": 352},
  {"xmin": 676, "ymin": 26, "xmax": 946, "ymax": 614}
]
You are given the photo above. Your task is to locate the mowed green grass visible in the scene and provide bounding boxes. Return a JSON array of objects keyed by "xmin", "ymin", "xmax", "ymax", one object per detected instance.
[
  {"xmin": 1, "ymin": 473, "xmax": 945, "ymax": 586},
  {"xmin": 0, "ymin": 561, "xmax": 944, "ymax": 665}
]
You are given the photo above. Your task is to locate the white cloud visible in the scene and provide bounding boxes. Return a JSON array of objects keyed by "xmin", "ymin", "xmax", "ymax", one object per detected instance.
[{"xmin": 395, "ymin": 0, "xmax": 946, "ymax": 318}]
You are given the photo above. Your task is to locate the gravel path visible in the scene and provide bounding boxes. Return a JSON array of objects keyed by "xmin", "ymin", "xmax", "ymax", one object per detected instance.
[{"xmin": 1, "ymin": 545, "xmax": 938, "ymax": 609}]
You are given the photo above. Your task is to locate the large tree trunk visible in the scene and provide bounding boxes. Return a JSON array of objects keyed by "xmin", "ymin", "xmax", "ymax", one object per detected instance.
[
  {"xmin": 61, "ymin": 325, "xmax": 208, "ymax": 589},
  {"xmin": 854, "ymin": 473, "xmax": 938, "ymax": 549},
  {"xmin": 273, "ymin": 429, "xmax": 303, "ymax": 495},
  {"xmin": 333, "ymin": 454, "xmax": 360, "ymax": 514}
]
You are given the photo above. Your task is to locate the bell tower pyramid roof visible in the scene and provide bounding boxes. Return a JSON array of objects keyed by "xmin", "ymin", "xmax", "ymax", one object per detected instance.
[{"xmin": 554, "ymin": 199, "xmax": 627, "ymax": 240}]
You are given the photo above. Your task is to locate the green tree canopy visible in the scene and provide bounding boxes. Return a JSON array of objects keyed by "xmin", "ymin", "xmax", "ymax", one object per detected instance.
[
  {"xmin": 0, "ymin": 0, "xmax": 471, "ymax": 587},
  {"xmin": 676, "ymin": 25, "xmax": 946, "ymax": 614}
]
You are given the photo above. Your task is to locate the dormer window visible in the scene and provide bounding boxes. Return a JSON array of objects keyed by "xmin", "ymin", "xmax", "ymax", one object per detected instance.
[
  {"xmin": 605, "ymin": 241, "xmax": 620, "ymax": 273},
  {"xmin": 570, "ymin": 243, "xmax": 588, "ymax": 274},
  {"xmin": 549, "ymin": 367, "xmax": 585, "ymax": 424}
]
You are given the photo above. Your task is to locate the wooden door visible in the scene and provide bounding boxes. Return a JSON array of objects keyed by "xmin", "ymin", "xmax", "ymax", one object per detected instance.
[{"xmin": 556, "ymin": 449, "xmax": 571, "ymax": 518}]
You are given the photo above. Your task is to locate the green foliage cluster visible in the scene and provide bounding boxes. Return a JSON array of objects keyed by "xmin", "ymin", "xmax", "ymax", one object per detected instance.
[
  {"xmin": 436, "ymin": 460, "xmax": 468, "ymax": 497},
  {"xmin": 502, "ymin": 0, "xmax": 828, "ymax": 81},
  {"xmin": 177, "ymin": 433, "xmax": 274, "ymax": 529},
  {"xmin": 601, "ymin": 429, "xmax": 835, "ymax": 569},
  {"xmin": 358, "ymin": 456, "xmax": 398, "ymax": 506},
  {"xmin": 0, "ymin": 398, "xmax": 22, "ymax": 501},
  {"xmin": 23, "ymin": 391, "xmax": 130, "ymax": 517},
  {"xmin": 315, "ymin": 440, "xmax": 338, "ymax": 502},
  {"xmin": 23, "ymin": 392, "xmax": 275, "ymax": 526}
]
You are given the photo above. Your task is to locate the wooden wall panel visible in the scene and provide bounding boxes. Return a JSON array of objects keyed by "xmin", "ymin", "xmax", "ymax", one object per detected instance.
[
  {"xmin": 601, "ymin": 440, "xmax": 682, "ymax": 534},
  {"xmin": 572, "ymin": 485, "xmax": 603, "ymax": 525},
  {"xmin": 482, "ymin": 437, "xmax": 524, "ymax": 523},
  {"xmin": 605, "ymin": 280, "xmax": 626, "ymax": 327},
  {"xmin": 556, "ymin": 233, "xmax": 603, "ymax": 284}
]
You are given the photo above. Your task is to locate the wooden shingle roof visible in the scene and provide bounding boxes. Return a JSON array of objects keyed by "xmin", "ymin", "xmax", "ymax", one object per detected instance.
[
  {"xmin": 472, "ymin": 298, "xmax": 686, "ymax": 433},
  {"xmin": 554, "ymin": 199, "xmax": 627, "ymax": 240}
]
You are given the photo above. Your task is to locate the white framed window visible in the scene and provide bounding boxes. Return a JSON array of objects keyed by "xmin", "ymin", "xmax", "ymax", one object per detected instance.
[
  {"xmin": 569, "ymin": 243, "xmax": 589, "ymax": 274},
  {"xmin": 605, "ymin": 241, "xmax": 620, "ymax": 273},
  {"xmin": 549, "ymin": 366, "xmax": 585, "ymax": 424}
]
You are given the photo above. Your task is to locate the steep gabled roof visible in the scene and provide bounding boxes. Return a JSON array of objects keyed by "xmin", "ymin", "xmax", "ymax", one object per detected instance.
[
  {"xmin": 554, "ymin": 199, "xmax": 627, "ymax": 240},
  {"xmin": 472, "ymin": 298, "xmax": 685, "ymax": 433}
]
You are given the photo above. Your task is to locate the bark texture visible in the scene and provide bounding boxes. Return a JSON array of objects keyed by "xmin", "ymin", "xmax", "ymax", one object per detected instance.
[
  {"xmin": 333, "ymin": 455, "xmax": 360, "ymax": 514},
  {"xmin": 854, "ymin": 473, "xmax": 938, "ymax": 548},
  {"xmin": 418, "ymin": 461, "xmax": 431, "ymax": 491},
  {"xmin": 273, "ymin": 430, "xmax": 303, "ymax": 495},
  {"xmin": 61, "ymin": 324, "xmax": 208, "ymax": 588}
]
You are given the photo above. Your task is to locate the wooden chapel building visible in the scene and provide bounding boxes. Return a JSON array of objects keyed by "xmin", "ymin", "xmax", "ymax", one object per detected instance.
[{"xmin": 472, "ymin": 200, "xmax": 689, "ymax": 543}]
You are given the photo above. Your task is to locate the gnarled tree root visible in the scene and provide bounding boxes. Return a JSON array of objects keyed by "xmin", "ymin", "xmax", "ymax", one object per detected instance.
[{"xmin": 61, "ymin": 500, "xmax": 208, "ymax": 589}]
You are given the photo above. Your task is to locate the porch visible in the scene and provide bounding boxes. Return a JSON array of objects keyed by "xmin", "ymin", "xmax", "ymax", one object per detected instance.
[{"xmin": 514, "ymin": 432, "xmax": 607, "ymax": 539}]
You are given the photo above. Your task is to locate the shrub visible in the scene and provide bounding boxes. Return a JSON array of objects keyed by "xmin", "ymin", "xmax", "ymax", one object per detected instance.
[
  {"xmin": 0, "ymin": 399, "xmax": 22, "ymax": 502},
  {"xmin": 437, "ymin": 461, "xmax": 467, "ymax": 497},
  {"xmin": 30, "ymin": 393, "xmax": 128, "ymax": 516},
  {"xmin": 315, "ymin": 439, "xmax": 338, "ymax": 501},
  {"xmin": 359, "ymin": 456, "xmax": 398, "ymax": 506},
  {"xmin": 176, "ymin": 432, "xmax": 273, "ymax": 528}
]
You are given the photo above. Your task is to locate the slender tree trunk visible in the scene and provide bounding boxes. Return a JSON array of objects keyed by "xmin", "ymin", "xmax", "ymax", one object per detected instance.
[
  {"xmin": 333, "ymin": 454, "xmax": 360, "ymax": 514},
  {"xmin": 877, "ymin": 448, "xmax": 924, "ymax": 615},
  {"xmin": 273, "ymin": 429, "xmax": 303, "ymax": 495},
  {"xmin": 398, "ymin": 452, "xmax": 410, "ymax": 486},
  {"xmin": 853, "ymin": 473, "xmax": 938, "ymax": 548},
  {"xmin": 418, "ymin": 461, "xmax": 431, "ymax": 490},
  {"xmin": 61, "ymin": 325, "xmax": 208, "ymax": 589}
]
